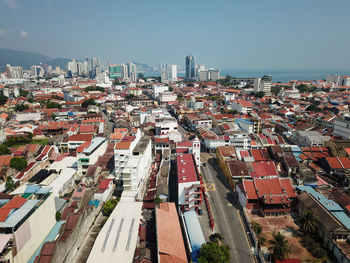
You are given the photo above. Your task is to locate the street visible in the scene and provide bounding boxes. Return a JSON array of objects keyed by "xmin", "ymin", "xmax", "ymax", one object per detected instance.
[
  {"xmin": 201, "ymin": 156, "xmax": 254, "ymax": 263},
  {"xmin": 101, "ymin": 110, "xmax": 114, "ymax": 140}
]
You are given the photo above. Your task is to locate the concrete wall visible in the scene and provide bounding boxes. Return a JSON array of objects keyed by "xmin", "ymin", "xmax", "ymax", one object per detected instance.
[{"xmin": 14, "ymin": 194, "xmax": 57, "ymax": 263}]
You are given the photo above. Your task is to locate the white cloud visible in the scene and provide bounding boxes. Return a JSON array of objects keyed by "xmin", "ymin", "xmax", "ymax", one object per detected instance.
[
  {"xmin": 3, "ymin": 0, "xmax": 18, "ymax": 8},
  {"xmin": 20, "ymin": 30, "xmax": 28, "ymax": 37}
]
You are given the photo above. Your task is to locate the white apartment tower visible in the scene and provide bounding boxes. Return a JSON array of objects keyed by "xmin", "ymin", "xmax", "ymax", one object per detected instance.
[
  {"xmin": 171, "ymin": 65, "xmax": 177, "ymax": 81},
  {"xmin": 254, "ymin": 75, "xmax": 272, "ymax": 96}
]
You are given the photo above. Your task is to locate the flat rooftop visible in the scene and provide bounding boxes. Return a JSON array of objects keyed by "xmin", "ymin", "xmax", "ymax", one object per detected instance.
[
  {"xmin": 133, "ymin": 136, "xmax": 150, "ymax": 155},
  {"xmin": 87, "ymin": 201, "xmax": 142, "ymax": 263}
]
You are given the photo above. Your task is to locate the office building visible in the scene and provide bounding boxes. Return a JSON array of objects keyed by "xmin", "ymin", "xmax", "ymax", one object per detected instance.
[
  {"xmin": 109, "ymin": 64, "xmax": 122, "ymax": 79},
  {"xmin": 253, "ymin": 75, "xmax": 272, "ymax": 96},
  {"xmin": 127, "ymin": 61, "xmax": 137, "ymax": 78},
  {"xmin": 161, "ymin": 70, "xmax": 168, "ymax": 82},
  {"xmin": 185, "ymin": 55, "xmax": 196, "ymax": 81},
  {"xmin": 6, "ymin": 64, "xmax": 23, "ymax": 79},
  {"xmin": 198, "ymin": 69, "xmax": 220, "ymax": 81},
  {"xmin": 171, "ymin": 65, "xmax": 177, "ymax": 81}
]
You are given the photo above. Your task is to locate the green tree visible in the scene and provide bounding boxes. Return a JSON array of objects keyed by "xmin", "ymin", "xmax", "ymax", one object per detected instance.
[
  {"xmin": 102, "ymin": 198, "xmax": 120, "ymax": 217},
  {"xmin": 169, "ymin": 87, "xmax": 173, "ymax": 92},
  {"xmin": 209, "ymin": 233, "xmax": 224, "ymax": 243},
  {"xmin": 125, "ymin": 94, "xmax": 136, "ymax": 100},
  {"xmin": 306, "ymin": 104, "xmax": 322, "ymax": 112},
  {"xmin": 0, "ymin": 144, "xmax": 10, "ymax": 155},
  {"xmin": 28, "ymin": 98, "xmax": 34, "ymax": 103},
  {"xmin": 137, "ymin": 73, "xmax": 144, "ymax": 79},
  {"xmin": 19, "ymin": 89, "xmax": 29, "ymax": 97},
  {"xmin": 299, "ymin": 211, "xmax": 318, "ymax": 235},
  {"xmin": 14, "ymin": 104, "xmax": 29, "ymax": 112},
  {"xmin": 84, "ymin": 86, "xmax": 105, "ymax": 92},
  {"xmin": 268, "ymin": 232, "xmax": 291, "ymax": 261},
  {"xmin": 55, "ymin": 211, "xmax": 61, "ymax": 221},
  {"xmin": 251, "ymin": 221, "xmax": 262, "ymax": 236},
  {"xmin": 254, "ymin": 91, "xmax": 265, "ymax": 98},
  {"xmin": 198, "ymin": 242, "xmax": 230, "ymax": 263},
  {"xmin": 113, "ymin": 79, "xmax": 121, "ymax": 85},
  {"xmin": 10, "ymin": 157, "xmax": 27, "ymax": 171},
  {"xmin": 5, "ymin": 176, "xmax": 15, "ymax": 192},
  {"xmin": 0, "ymin": 92, "xmax": 7, "ymax": 106},
  {"xmin": 81, "ymin": 99, "xmax": 96, "ymax": 108},
  {"xmin": 271, "ymin": 86, "xmax": 282, "ymax": 95},
  {"xmin": 155, "ymin": 195, "xmax": 163, "ymax": 206},
  {"xmin": 46, "ymin": 102, "xmax": 62, "ymax": 109}
]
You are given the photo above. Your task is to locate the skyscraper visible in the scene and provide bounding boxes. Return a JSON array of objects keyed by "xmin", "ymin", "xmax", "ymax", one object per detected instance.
[
  {"xmin": 185, "ymin": 55, "xmax": 196, "ymax": 81},
  {"xmin": 171, "ymin": 65, "xmax": 177, "ymax": 81},
  {"xmin": 109, "ymin": 64, "xmax": 122, "ymax": 79}
]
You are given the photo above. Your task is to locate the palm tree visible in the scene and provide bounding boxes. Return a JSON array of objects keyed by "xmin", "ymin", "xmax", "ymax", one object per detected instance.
[
  {"xmin": 299, "ymin": 211, "xmax": 318, "ymax": 235},
  {"xmin": 268, "ymin": 232, "xmax": 291, "ymax": 261}
]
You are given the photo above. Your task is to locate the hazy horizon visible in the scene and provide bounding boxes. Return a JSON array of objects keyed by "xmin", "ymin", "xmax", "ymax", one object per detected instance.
[{"xmin": 1, "ymin": 0, "xmax": 350, "ymax": 71}]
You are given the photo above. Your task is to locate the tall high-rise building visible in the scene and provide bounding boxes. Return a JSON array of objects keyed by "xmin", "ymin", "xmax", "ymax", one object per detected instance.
[
  {"xmin": 109, "ymin": 64, "xmax": 122, "ymax": 79},
  {"xmin": 127, "ymin": 62, "xmax": 136, "ymax": 78},
  {"xmin": 161, "ymin": 71, "xmax": 168, "ymax": 82},
  {"xmin": 6, "ymin": 64, "xmax": 23, "ymax": 79},
  {"xmin": 171, "ymin": 65, "xmax": 177, "ymax": 81},
  {"xmin": 185, "ymin": 55, "xmax": 196, "ymax": 81}
]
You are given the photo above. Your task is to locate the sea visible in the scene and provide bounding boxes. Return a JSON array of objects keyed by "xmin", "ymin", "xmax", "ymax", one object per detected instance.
[{"xmin": 143, "ymin": 69, "xmax": 350, "ymax": 83}]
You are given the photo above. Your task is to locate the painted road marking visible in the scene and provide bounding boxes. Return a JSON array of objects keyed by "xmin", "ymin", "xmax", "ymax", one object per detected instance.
[{"xmin": 204, "ymin": 183, "xmax": 216, "ymax": 191}]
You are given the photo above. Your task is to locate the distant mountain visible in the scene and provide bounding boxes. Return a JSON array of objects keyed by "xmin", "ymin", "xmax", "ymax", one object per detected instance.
[{"xmin": 0, "ymin": 48, "xmax": 70, "ymax": 72}]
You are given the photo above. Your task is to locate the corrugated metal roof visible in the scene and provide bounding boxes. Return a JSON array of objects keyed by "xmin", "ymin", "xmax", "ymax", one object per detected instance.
[
  {"xmin": 0, "ymin": 200, "xmax": 39, "ymax": 228},
  {"xmin": 297, "ymin": 186, "xmax": 350, "ymax": 230},
  {"xmin": 183, "ymin": 210, "xmax": 205, "ymax": 262}
]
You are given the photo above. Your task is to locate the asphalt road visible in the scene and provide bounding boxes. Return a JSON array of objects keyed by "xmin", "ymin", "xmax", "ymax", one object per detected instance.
[
  {"xmin": 201, "ymin": 157, "xmax": 254, "ymax": 263},
  {"xmin": 101, "ymin": 111, "xmax": 114, "ymax": 140}
]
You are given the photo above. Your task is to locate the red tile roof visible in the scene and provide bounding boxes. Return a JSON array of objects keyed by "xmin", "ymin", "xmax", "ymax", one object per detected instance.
[
  {"xmin": 79, "ymin": 124, "xmax": 95, "ymax": 133},
  {"xmin": 339, "ymin": 157, "xmax": 350, "ymax": 169},
  {"xmin": 177, "ymin": 154, "xmax": 198, "ymax": 183},
  {"xmin": 243, "ymin": 180, "xmax": 258, "ymax": 200},
  {"xmin": 156, "ymin": 203, "xmax": 187, "ymax": 263},
  {"xmin": 0, "ymin": 196, "xmax": 27, "ymax": 222},
  {"xmin": 250, "ymin": 162, "xmax": 278, "ymax": 177},
  {"xmin": 325, "ymin": 157, "xmax": 342, "ymax": 169},
  {"xmin": 68, "ymin": 134, "xmax": 93, "ymax": 142},
  {"xmin": 98, "ymin": 179, "xmax": 113, "ymax": 190}
]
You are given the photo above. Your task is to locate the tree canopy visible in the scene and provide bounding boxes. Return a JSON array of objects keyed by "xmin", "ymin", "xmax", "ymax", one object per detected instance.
[
  {"xmin": 81, "ymin": 99, "xmax": 96, "ymax": 108},
  {"xmin": 10, "ymin": 157, "xmax": 27, "ymax": 171},
  {"xmin": 306, "ymin": 104, "xmax": 322, "ymax": 112},
  {"xmin": 5, "ymin": 136, "xmax": 31, "ymax": 147},
  {"xmin": 20, "ymin": 89, "xmax": 29, "ymax": 97},
  {"xmin": 84, "ymin": 86, "xmax": 105, "ymax": 92},
  {"xmin": 0, "ymin": 144, "xmax": 10, "ymax": 155},
  {"xmin": 198, "ymin": 241, "xmax": 230, "ymax": 263},
  {"xmin": 297, "ymin": 84, "xmax": 316, "ymax": 93},
  {"xmin": 299, "ymin": 211, "xmax": 318, "ymax": 235},
  {"xmin": 253, "ymin": 91, "xmax": 265, "ymax": 98},
  {"xmin": 125, "ymin": 94, "xmax": 136, "ymax": 100},
  {"xmin": 0, "ymin": 92, "xmax": 7, "ymax": 106},
  {"xmin": 46, "ymin": 102, "xmax": 62, "ymax": 109},
  {"xmin": 268, "ymin": 232, "xmax": 291, "ymax": 261},
  {"xmin": 102, "ymin": 198, "xmax": 120, "ymax": 217},
  {"xmin": 14, "ymin": 104, "xmax": 29, "ymax": 112},
  {"xmin": 5, "ymin": 176, "xmax": 15, "ymax": 192}
]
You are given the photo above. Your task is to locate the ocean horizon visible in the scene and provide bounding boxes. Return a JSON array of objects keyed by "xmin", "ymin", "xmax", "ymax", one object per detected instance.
[{"xmin": 143, "ymin": 69, "xmax": 350, "ymax": 83}]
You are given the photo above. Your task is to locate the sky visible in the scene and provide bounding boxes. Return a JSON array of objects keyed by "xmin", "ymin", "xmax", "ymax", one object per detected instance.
[{"xmin": 0, "ymin": 0, "xmax": 350, "ymax": 70}]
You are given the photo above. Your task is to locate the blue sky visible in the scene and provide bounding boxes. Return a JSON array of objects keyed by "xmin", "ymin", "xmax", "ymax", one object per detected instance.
[{"xmin": 0, "ymin": 0, "xmax": 350, "ymax": 70}]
